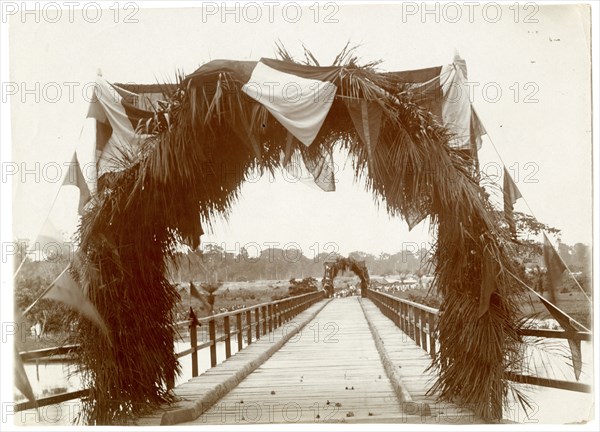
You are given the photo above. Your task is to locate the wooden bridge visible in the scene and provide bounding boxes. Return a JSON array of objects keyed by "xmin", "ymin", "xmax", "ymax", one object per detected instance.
[
  {"xmin": 142, "ymin": 294, "xmax": 475, "ymax": 425},
  {"xmin": 17, "ymin": 290, "xmax": 592, "ymax": 425}
]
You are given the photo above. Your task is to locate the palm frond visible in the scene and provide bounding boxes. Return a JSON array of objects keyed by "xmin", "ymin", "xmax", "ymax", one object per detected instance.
[{"xmin": 70, "ymin": 43, "xmax": 532, "ymax": 424}]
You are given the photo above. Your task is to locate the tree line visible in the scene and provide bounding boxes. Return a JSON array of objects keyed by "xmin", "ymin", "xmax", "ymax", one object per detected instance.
[{"xmin": 166, "ymin": 244, "xmax": 433, "ymax": 284}]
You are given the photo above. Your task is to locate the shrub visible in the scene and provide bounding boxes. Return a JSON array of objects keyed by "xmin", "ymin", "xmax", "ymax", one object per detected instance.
[{"xmin": 288, "ymin": 277, "xmax": 319, "ymax": 296}]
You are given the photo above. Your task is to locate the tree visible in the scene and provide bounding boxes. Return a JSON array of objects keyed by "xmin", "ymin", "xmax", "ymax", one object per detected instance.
[
  {"xmin": 514, "ymin": 211, "xmax": 561, "ymax": 239},
  {"xmin": 571, "ymin": 243, "xmax": 590, "ymax": 271}
]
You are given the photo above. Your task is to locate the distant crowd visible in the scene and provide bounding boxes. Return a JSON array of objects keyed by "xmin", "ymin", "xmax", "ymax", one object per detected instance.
[
  {"xmin": 333, "ymin": 285, "xmax": 359, "ymax": 298},
  {"xmin": 217, "ymin": 304, "xmax": 247, "ymax": 313}
]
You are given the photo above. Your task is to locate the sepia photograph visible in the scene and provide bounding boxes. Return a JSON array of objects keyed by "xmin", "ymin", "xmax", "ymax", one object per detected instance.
[{"xmin": 1, "ymin": 1, "xmax": 597, "ymax": 429}]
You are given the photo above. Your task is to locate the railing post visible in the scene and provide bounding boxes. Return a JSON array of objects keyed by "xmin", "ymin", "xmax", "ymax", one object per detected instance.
[
  {"xmin": 236, "ymin": 312, "xmax": 243, "ymax": 352},
  {"xmin": 428, "ymin": 312, "xmax": 436, "ymax": 359},
  {"xmin": 255, "ymin": 308, "xmax": 261, "ymax": 339},
  {"xmin": 276, "ymin": 304, "xmax": 281, "ymax": 328},
  {"xmin": 413, "ymin": 306, "xmax": 420, "ymax": 346},
  {"xmin": 246, "ymin": 309, "xmax": 252, "ymax": 345},
  {"xmin": 268, "ymin": 304, "xmax": 273, "ymax": 333},
  {"xmin": 189, "ymin": 308, "xmax": 199, "ymax": 378},
  {"xmin": 209, "ymin": 319, "xmax": 217, "ymax": 367},
  {"xmin": 399, "ymin": 302, "xmax": 405, "ymax": 332},
  {"xmin": 262, "ymin": 306, "xmax": 268, "ymax": 335},
  {"xmin": 420, "ymin": 309, "xmax": 427, "ymax": 351},
  {"xmin": 394, "ymin": 299, "xmax": 400, "ymax": 327},
  {"xmin": 224, "ymin": 315, "xmax": 231, "ymax": 359}
]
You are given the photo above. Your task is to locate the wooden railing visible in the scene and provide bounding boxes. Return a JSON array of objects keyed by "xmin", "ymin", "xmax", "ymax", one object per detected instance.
[
  {"xmin": 15, "ymin": 290, "xmax": 325, "ymax": 412},
  {"xmin": 367, "ymin": 288, "xmax": 592, "ymax": 394},
  {"xmin": 367, "ymin": 288, "xmax": 438, "ymax": 358},
  {"xmin": 173, "ymin": 290, "xmax": 325, "ymax": 379}
]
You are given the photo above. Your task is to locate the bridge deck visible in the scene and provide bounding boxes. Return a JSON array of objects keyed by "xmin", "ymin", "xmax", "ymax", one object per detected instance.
[
  {"xmin": 189, "ymin": 297, "xmax": 402, "ymax": 424},
  {"xmin": 138, "ymin": 297, "xmax": 479, "ymax": 425}
]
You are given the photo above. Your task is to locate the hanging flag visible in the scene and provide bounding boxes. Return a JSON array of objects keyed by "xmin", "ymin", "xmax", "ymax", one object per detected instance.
[
  {"xmin": 32, "ymin": 217, "xmax": 65, "ymax": 256},
  {"xmin": 15, "ymin": 349, "xmax": 37, "ymax": 405},
  {"xmin": 62, "ymin": 153, "xmax": 91, "ymax": 215},
  {"xmin": 242, "ymin": 61, "xmax": 337, "ymax": 147},
  {"xmin": 503, "ymin": 167, "xmax": 522, "ymax": 237},
  {"xmin": 42, "ymin": 267, "xmax": 109, "ymax": 336},
  {"xmin": 227, "ymin": 102, "xmax": 263, "ymax": 160},
  {"xmin": 189, "ymin": 281, "xmax": 212, "ymax": 313},
  {"xmin": 301, "ymin": 148, "xmax": 336, "ymax": 192},
  {"xmin": 543, "ymin": 232, "xmax": 567, "ymax": 305},
  {"xmin": 14, "ymin": 308, "xmax": 36, "ymax": 405},
  {"xmin": 478, "ymin": 248, "xmax": 498, "ymax": 318},
  {"xmin": 470, "ymin": 107, "xmax": 487, "ymax": 153},
  {"xmin": 189, "ymin": 281, "xmax": 204, "ymax": 302},
  {"xmin": 283, "ymin": 143, "xmax": 336, "ymax": 192},
  {"xmin": 403, "ymin": 202, "xmax": 428, "ymax": 231},
  {"xmin": 344, "ymin": 99, "xmax": 384, "ymax": 164},
  {"xmin": 528, "ymin": 288, "xmax": 585, "ymax": 380}
]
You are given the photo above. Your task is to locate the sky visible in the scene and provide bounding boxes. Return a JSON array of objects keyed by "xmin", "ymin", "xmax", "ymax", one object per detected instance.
[{"xmin": 4, "ymin": 1, "xmax": 595, "ymax": 258}]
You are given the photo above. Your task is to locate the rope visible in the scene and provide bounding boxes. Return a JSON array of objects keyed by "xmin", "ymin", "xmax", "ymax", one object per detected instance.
[{"xmin": 472, "ymin": 104, "xmax": 592, "ymax": 305}]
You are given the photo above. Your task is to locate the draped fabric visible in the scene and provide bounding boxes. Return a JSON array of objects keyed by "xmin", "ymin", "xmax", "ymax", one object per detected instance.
[
  {"xmin": 87, "ymin": 78, "xmax": 153, "ymax": 177},
  {"xmin": 440, "ymin": 60, "xmax": 479, "ymax": 150},
  {"xmin": 389, "ymin": 58, "xmax": 486, "ymax": 151},
  {"xmin": 125, "ymin": 55, "xmax": 486, "ymax": 198},
  {"xmin": 62, "ymin": 77, "xmax": 154, "ymax": 216},
  {"xmin": 242, "ymin": 62, "xmax": 337, "ymax": 146}
]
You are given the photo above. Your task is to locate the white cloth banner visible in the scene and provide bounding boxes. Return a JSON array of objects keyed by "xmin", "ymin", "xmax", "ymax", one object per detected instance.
[
  {"xmin": 440, "ymin": 57, "xmax": 473, "ymax": 150},
  {"xmin": 242, "ymin": 62, "xmax": 337, "ymax": 147},
  {"xmin": 87, "ymin": 78, "xmax": 149, "ymax": 177}
]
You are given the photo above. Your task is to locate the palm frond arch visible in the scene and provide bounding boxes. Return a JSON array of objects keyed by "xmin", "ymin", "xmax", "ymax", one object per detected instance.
[
  {"xmin": 322, "ymin": 257, "xmax": 370, "ymax": 298},
  {"xmin": 72, "ymin": 48, "xmax": 527, "ymax": 423}
]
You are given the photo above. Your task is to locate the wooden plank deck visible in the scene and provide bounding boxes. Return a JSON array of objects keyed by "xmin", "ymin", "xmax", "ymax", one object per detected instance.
[
  {"xmin": 185, "ymin": 297, "xmax": 404, "ymax": 424},
  {"xmin": 135, "ymin": 298, "xmax": 331, "ymax": 425},
  {"xmin": 359, "ymin": 298, "xmax": 481, "ymax": 424},
  {"xmin": 141, "ymin": 296, "xmax": 481, "ymax": 425}
]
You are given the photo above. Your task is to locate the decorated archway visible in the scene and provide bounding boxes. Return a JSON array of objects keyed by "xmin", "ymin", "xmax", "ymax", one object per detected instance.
[
  {"xmin": 67, "ymin": 48, "xmax": 528, "ymax": 424},
  {"xmin": 322, "ymin": 257, "xmax": 370, "ymax": 298}
]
